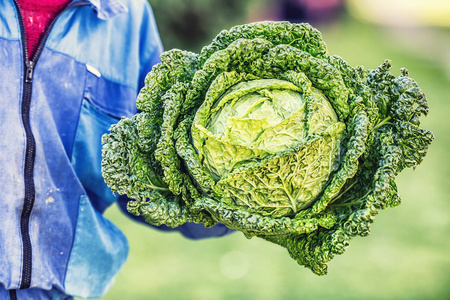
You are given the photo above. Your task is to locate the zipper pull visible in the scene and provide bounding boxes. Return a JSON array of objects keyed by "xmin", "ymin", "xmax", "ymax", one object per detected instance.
[{"xmin": 25, "ymin": 61, "xmax": 34, "ymax": 83}]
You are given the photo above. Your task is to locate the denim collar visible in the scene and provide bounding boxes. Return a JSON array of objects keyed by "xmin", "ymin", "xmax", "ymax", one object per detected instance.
[{"xmin": 75, "ymin": 0, "xmax": 127, "ymax": 19}]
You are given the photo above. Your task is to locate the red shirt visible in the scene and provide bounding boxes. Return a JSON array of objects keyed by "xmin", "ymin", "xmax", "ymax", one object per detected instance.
[{"xmin": 16, "ymin": 0, "xmax": 72, "ymax": 59}]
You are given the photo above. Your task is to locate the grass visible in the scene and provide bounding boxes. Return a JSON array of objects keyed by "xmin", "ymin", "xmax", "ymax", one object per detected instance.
[{"xmin": 89, "ymin": 15, "xmax": 450, "ymax": 300}]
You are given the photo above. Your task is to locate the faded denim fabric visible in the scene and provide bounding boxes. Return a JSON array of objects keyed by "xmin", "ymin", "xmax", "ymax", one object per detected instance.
[{"xmin": 0, "ymin": 0, "xmax": 161, "ymax": 297}]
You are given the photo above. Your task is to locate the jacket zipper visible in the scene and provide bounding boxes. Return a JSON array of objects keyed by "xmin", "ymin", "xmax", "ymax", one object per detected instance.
[
  {"xmin": 12, "ymin": 0, "xmax": 89, "ymax": 290},
  {"xmin": 9, "ymin": 290, "xmax": 17, "ymax": 300}
]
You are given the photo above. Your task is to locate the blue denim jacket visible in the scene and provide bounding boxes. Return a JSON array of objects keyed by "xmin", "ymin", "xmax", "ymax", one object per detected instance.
[{"xmin": 0, "ymin": 0, "xmax": 231, "ymax": 298}]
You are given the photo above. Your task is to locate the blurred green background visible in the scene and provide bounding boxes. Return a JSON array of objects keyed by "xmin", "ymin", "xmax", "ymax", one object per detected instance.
[{"xmin": 91, "ymin": 0, "xmax": 450, "ymax": 299}]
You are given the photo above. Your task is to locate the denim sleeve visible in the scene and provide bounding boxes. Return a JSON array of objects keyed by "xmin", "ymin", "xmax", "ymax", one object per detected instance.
[
  {"xmin": 117, "ymin": 196, "xmax": 234, "ymax": 239},
  {"xmin": 137, "ymin": 2, "xmax": 164, "ymax": 91}
]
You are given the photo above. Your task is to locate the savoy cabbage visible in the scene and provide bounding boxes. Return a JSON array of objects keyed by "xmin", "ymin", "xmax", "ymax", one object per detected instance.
[{"xmin": 101, "ymin": 21, "xmax": 433, "ymax": 275}]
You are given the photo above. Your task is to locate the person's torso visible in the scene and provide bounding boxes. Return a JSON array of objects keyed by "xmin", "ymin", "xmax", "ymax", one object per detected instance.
[{"xmin": 0, "ymin": 0, "xmax": 162, "ymax": 297}]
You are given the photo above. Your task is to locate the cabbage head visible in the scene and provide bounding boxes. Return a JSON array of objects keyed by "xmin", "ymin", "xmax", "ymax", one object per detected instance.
[{"xmin": 101, "ymin": 21, "xmax": 433, "ymax": 275}]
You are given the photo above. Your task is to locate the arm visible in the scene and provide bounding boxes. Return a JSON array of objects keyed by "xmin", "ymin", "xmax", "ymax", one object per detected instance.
[
  {"xmin": 117, "ymin": 195, "xmax": 233, "ymax": 239},
  {"xmin": 115, "ymin": 2, "xmax": 234, "ymax": 239}
]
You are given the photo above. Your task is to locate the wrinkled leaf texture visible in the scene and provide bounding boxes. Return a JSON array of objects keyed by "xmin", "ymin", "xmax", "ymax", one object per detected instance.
[{"xmin": 101, "ymin": 21, "xmax": 433, "ymax": 275}]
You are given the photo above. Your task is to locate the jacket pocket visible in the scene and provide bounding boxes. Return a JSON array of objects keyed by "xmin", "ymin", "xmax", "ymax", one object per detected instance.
[
  {"xmin": 70, "ymin": 98, "xmax": 122, "ymax": 213},
  {"xmin": 64, "ymin": 195, "xmax": 129, "ymax": 298},
  {"xmin": 83, "ymin": 64, "xmax": 138, "ymax": 119}
]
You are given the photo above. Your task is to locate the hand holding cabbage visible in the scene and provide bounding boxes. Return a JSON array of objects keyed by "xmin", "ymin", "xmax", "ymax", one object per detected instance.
[{"xmin": 101, "ymin": 21, "xmax": 433, "ymax": 275}]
